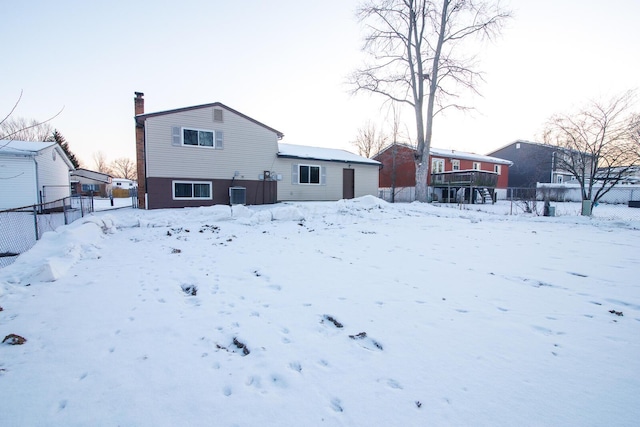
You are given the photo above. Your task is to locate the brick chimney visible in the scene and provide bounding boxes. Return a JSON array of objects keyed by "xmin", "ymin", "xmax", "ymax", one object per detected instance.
[
  {"xmin": 134, "ymin": 91, "xmax": 145, "ymax": 115},
  {"xmin": 134, "ymin": 92, "xmax": 146, "ymax": 209}
]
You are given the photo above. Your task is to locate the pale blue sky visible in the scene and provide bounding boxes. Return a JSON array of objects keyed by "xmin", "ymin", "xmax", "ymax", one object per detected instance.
[{"xmin": 1, "ymin": 0, "xmax": 638, "ymax": 167}]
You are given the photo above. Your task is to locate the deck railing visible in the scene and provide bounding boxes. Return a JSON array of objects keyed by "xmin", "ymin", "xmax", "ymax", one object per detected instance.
[{"xmin": 431, "ymin": 170, "xmax": 498, "ymax": 187}]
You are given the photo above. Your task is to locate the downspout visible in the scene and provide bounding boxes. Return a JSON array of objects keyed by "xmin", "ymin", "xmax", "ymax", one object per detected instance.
[{"xmin": 33, "ymin": 155, "xmax": 41, "ymax": 205}]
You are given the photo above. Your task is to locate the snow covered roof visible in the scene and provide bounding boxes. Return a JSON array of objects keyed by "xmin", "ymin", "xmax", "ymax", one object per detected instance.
[
  {"xmin": 278, "ymin": 143, "xmax": 380, "ymax": 166},
  {"xmin": 0, "ymin": 140, "xmax": 56, "ymax": 156},
  {"xmin": 430, "ymin": 147, "xmax": 513, "ymax": 165},
  {"xmin": 374, "ymin": 143, "xmax": 513, "ymax": 165}
]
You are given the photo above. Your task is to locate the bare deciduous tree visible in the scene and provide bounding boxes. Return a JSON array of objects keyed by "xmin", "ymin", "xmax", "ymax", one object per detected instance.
[
  {"xmin": 543, "ymin": 90, "xmax": 640, "ymax": 214},
  {"xmin": 352, "ymin": 121, "xmax": 388, "ymax": 158},
  {"xmin": 110, "ymin": 157, "xmax": 136, "ymax": 180},
  {"xmin": 351, "ymin": 0, "xmax": 510, "ymax": 201},
  {"xmin": 1, "ymin": 90, "xmax": 63, "ymax": 147},
  {"xmin": 93, "ymin": 151, "xmax": 112, "ymax": 175},
  {"xmin": 1, "ymin": 116, "xmax": 53, "ymax": 142}
]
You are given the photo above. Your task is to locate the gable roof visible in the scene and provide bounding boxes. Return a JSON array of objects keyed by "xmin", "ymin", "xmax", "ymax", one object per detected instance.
[
  {"xmin": 135, "ymin": 102, "xmax": 284, "ymax": 139},
  {"xmin": 278, "ymin": 143, "xmax": 380, "ymax": 166},
  {"xmin": 71, "ymin": 168, "xmax": 112, "ymax": 183},
  {"xmin": 0, "ymin": 140, "xmax": 56, "ymax": 156},
  {"xmin": 487, "ymin": 139, "xmax": 556, "ymax": 154},
  {"xmin": 0, "ymin": 140, "xmax": 75, "ymax": 169}
]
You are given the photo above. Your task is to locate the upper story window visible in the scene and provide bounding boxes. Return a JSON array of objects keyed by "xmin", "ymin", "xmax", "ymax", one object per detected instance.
[
  {"xmin": 177, "ymin": 127, "xmax": 223, "ymax": 149},
  {"xmin": 431, "ymin": 158, "xmax": 445, "ymax": 173},
  {"xmin": 452, "ymin": 159, "xmax": 460, "ymax": 171},
  {"xmin": 473, "ymin": 162, "xmax": 481, "ymax": 170},
  {"xmin": 494, "ymin": 164, "xmax": 501, "ymax": 175}
]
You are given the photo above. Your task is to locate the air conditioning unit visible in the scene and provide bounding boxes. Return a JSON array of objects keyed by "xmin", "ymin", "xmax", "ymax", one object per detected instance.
[{"xmin": 229, "ymin": 186, "xmax": 246, "ymax": 205}]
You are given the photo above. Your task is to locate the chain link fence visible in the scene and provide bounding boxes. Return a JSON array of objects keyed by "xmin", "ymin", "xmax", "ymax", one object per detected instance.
[{"xmin": 0, "ymin": 196, "xmax": 94, "ymax": 269}]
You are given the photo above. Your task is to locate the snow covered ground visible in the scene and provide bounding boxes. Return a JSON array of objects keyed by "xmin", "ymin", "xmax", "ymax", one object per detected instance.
[{"xmin": 1, "ymin": 197, "xmax": 639, "ymax": 426}]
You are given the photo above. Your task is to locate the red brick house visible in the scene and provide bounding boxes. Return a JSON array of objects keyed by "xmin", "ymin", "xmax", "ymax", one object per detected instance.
[{"xmin": 374, "ymin": 143, "xmax": 512, "ymax": 203}]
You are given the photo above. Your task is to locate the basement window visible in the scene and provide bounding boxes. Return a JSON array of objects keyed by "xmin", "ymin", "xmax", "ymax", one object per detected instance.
[{"xmin": 173, "ymin": 181, "xmax": 212, "ymax": 200}]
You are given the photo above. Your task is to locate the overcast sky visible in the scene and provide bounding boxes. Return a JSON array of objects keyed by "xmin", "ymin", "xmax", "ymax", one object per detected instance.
[{"xmin": 2, "ymin": 0, "xmax": 638, "ymax": 167}]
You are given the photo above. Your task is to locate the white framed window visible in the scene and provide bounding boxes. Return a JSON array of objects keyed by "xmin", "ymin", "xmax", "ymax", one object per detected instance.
[
  {"xmin": 431, "ymin": 158, "xmax": 445, "ymax": 173},
  {"xmin": 473, "ymin": 162, "xmax": 481, "ymax": 170},
  {"xmin": 180, "ymin": 127, "xmax": 223, "ymax": 149},
  {"xmin": 557, "ymin": 175, "xmax": 563, "ymax": 184},
  {"xmin": 494, "ymin": 164, "xmax": 501, "ymax": 175},
  {"xmin": 299, "ymin": 164, "xmax": 321, "ymax": 184},
  {"xmin": 172, "ymin": 181, "xmax": 212, "ymax": 200},
  {"xmin": 452, "ymin": 159, "xmax": 460, "ymax": 171},
  {"xmin": 82, "ymin": 184, "xmax": 100, "ymax": 192}
]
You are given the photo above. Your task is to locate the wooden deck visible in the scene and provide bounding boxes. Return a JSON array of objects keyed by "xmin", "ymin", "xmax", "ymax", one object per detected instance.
[
  {"xmin": 431, "ymin": 170, "xmax": 498, "ymax": 187},
  {"xmin": 431, "ymin": 170, "xmax": 498, "ymax": 204}
]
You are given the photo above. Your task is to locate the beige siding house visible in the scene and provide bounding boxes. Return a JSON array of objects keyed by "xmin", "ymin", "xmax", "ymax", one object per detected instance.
[
  {"xmin": 134, "ymin": 93, "xmax": 380, "ymax": 209},
  {"xmin": 275, "ymin": 144, "xmax": 380, "ymax": 201}
]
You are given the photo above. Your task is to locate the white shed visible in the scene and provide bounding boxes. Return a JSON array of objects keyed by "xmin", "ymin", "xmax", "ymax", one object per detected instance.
[{"xmin": 0, "ymin": 140, "xmax": 75, "ymax": 210}]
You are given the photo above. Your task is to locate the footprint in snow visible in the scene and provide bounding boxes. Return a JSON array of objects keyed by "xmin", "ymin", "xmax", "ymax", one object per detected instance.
[
  {"xmin": 349, "ymin": 332, "xmax": 383, "ymax": 351},
  {"xmin": 330, "ymin": 398, "xmax": 344, "ymax": 412}
]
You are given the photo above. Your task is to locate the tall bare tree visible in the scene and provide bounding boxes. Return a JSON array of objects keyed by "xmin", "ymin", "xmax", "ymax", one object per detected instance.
[
  {"xmin": 93, "ymin": 151, "xmax": 112, "ymax": 175},
  {"xmin": 110, "ymin": 157, "xmax": 136, "ymax": 180},
  {"xmin": 543, "ymin": 90, "xmax": 640, "ymax": 214},
  {"xmin": 352, "ymin": 121, "xmax": 388, "ymax": 158},
  {"xmin": 351, "ymin": 0, "xmax": 510, "ymax": 201}
]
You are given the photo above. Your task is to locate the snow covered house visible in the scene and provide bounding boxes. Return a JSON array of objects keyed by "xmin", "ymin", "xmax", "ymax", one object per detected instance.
[
  {"xmin": 134, "ymin": 93, "xmax": 379, "ymax": 209},
  {"xmin": 374, "ymin": 143, "xmax": 512, "ymax": 203},
  {"xmin": 0, "ymin": 140, "xmax": 75, "ymax": 210},
  {"xmin": 70, "ymin": 168, "xmax": 112, "ymax": 197},
  {"xmin": 275, "ymin": 144, "xmax": 380, "ymax": 202},
  {"xmin": 112, "ymin": 178, "xmax": 137, "ymax": 189}
]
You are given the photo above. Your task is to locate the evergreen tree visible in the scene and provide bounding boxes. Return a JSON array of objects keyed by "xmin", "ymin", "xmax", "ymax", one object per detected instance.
[{"xmin": 47, "ymin": 129, "xmax": 80, "ymax": 168}]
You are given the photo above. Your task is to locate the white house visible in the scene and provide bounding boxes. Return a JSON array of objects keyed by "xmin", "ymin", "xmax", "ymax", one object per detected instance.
[
  {"xmin": 0, "ymin": 140, "xmax": 75, "ymax": 210},
  {"xmin": 112, "ymin": 178, "xmax": 137, "ymax": 190},
  {"xmin": 134, "ymin": 93, "xmax": 379, "ymax": 209}
]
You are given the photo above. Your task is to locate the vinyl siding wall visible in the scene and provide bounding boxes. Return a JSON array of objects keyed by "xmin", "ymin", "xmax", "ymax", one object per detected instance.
[
  {"xmin": 275, "ymin": 159, "xmax": 379, "ymax": 201},
  {"xmin": 0, "ymin": 156, "xmax": 37, "ymax": 209},
  {"xmin": 144, "ymin": 107, "xmax": 280, "ymax": 181},
  {"xmin": 37, "ymin": 146, "xmax": 72, "ymax": 203}
]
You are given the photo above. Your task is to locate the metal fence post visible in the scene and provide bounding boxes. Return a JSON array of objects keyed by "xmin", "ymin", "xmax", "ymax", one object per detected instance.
[{"xmin": 32, "ymin": 205, "xmax": 39, "ymax": 241}]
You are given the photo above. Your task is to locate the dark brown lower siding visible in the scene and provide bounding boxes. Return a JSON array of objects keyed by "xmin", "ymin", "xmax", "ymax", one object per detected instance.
[{"xmin": 146, "ymin": 177, "xmax": 277, "ymax": 209}]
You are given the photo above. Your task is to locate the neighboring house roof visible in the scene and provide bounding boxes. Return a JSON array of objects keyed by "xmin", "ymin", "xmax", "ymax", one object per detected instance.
[
  {"xmin": 135, "ymin": 102, "xmax": 284, "ymax": 139},
  {"xmin": 278, "ymin": 143, "xmax": 381, "ymax": 166},
  {"xmin": 374, "ymin": 143, "xmax": 513, "ymax": 165},
  {"xmin": 71, "ymin": 168, "xmax": 112, "ymax": 184},
  {"xmin": 0, "ymin": 139, "xmax": 75, "ymax": 169},
  {"xmin": 430, "ymin": 148, "xmax": 513, "ymax": 165}
]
